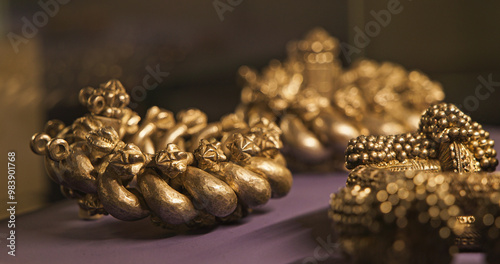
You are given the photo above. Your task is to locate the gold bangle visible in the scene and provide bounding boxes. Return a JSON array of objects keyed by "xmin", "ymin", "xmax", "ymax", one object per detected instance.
[{"xmin": 31, "ymin": 79, "xmax": 292, "ymax": 230}]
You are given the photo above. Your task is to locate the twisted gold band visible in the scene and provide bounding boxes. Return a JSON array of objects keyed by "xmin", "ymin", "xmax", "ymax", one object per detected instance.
[{"xmin": 31, "ymin": 80, "xmax": 292, "ymax": 230}]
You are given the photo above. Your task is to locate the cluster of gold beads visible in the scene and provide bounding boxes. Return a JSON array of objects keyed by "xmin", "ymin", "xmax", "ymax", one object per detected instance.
[{"xmin": 345, "ymin": 103, "xmax": 497, "ymax": 172}]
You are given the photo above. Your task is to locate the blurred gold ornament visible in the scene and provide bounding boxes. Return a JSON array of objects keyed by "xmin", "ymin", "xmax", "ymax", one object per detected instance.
[
  {"xmin": 31, "ymin": 79, "xmax": 292, "ymax": 230},
  {"xmin": 236, "ymin": 28, "xmax": 444, "ymax": 170},
  {"xmin": 330, "ymin": 168, "xmax": 500, "ymax": 264}
]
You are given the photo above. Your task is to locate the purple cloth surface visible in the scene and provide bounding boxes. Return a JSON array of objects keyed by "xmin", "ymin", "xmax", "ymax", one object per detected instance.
[
  {"xmin": 0, "ymin": 174, "xmax": 488, "ymax": 264},
  {"xmin": 0, "ymin": 174, "xmax": 348, "ymax": 264},
  {"xmin": 3, "ymin": 129, "xmax": 499, "ymax": 264}
]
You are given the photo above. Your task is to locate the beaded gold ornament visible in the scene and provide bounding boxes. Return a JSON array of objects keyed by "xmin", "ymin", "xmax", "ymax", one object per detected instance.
[
  {"xmin": 331, "ymin": 103, "xmax": 500, "ymax": 263},
  {"xmin": 31, "ymin": 80, "xmax": 292, "ymax": 230},
  {"xmin": 345, "ymin": 102, "xmax": 497, "ymax": 172}
]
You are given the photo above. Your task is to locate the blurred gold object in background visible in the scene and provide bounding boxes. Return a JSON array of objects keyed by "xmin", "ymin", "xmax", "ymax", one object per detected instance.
[{"xmin": 236, "ymin": 28, "xmax": 444, "ymax": 171}]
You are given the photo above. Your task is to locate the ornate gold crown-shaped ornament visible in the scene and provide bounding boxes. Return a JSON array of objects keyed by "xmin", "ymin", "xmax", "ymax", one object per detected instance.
[
  {"xmin": 31, "ymin": 80, "xmax": 292, "ymax": 230},
  {"xmin": 236, "ymin": 28, "xmax": 444, "ymax": 170},
  {"xmin": 330, "ymin": 103, "xmax": 500, "ymax": 263}
]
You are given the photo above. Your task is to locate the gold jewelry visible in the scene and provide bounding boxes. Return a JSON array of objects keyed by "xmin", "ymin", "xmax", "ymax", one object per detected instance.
[
  {"xmin": 330, "ymin": 169, "xmax": 500, "ymax": 264},
  {"xmin": 331, "ymin": 103, "xmax": 499, "ymax": 263},
  {"xmin": 345, "ymin": 103, "xmax": 497, "ymax": 172},
  {"xmin": 31, "ymin": 80, "xmax": 292, "ymax": 230},
  {"xmin": 236, "ymin": 28, "xmax": 444, "ymax": 171}
]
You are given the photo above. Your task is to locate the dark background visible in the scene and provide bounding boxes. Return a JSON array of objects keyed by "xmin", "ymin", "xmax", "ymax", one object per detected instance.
[
  {"xmin": 1, "ymin": 0, "xmax": 500, "ymax": 217},
  {"xmin": 7, "ymin": 0, "xmax": 350, "ymax": 123},
  {"xmin": 6, "ymin": 0, "xmax": 500, "ymax": 125}
]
